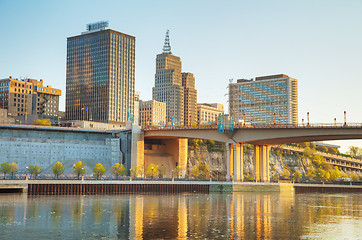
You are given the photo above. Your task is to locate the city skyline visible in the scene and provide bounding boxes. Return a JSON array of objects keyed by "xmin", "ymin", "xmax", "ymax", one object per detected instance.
[{"xmin": 0, "ymin": 0, "xmax": 361, "ymax": 151}]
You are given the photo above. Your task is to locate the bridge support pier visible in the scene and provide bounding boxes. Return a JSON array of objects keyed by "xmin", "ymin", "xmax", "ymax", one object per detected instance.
[
  {"xmin": 226, "ymin": 143, "xmax": 244, "ymax": 182},
  {"xmin": 253, "ymin": 145, "xmax": 270, "ymax": 182}
]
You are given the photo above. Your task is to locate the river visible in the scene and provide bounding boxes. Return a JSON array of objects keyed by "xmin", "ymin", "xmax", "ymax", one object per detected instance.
[{"xmin": 0, "ymin": 192, "xmax": 361, "ymax": 239}]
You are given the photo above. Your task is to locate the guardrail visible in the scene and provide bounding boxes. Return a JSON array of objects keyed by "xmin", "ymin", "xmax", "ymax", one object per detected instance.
[{"xmin": 143, "ymin": 122, "xmax": 362, "ymax": 130}]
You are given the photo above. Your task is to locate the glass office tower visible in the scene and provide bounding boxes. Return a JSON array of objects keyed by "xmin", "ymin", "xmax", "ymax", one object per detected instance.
[{"xmin": 66, "ymin": 23, "xmax": 135, "ymax": 124}]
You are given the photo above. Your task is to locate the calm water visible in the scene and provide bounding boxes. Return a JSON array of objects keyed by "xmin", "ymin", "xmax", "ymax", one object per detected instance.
[{"xmin": 0, "ymin": 192, "xmax": 361, "ymax": 239}]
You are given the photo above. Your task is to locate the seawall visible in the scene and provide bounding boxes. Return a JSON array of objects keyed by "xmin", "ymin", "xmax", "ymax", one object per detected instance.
[{"xmin": 0, "ymin": 180, "xmax": 361, "ymax": 195}]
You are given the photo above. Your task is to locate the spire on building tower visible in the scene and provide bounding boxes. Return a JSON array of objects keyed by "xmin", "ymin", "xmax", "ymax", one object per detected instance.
[{"xmin": 163, "ymin": 30, "xmax": 172, "ymax": 54}]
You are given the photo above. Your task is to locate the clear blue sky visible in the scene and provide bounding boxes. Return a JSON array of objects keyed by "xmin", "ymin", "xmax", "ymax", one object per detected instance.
[{"xmin": 1, "ymin": 0, "xmax": 361, "ymax": 152}]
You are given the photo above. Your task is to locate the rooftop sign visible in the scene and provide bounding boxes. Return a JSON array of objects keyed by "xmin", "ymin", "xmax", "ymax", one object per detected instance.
[{"xmin": 86, "ymin": 21, "xmax": 109, "ymax": 31}]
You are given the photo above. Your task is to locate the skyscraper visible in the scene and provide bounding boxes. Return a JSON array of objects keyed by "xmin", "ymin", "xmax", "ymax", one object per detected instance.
[
  {"xmin": 229, "ymin": 74, "xmax": 298, "ymax": 125},
  {"xmin": 66, "ymin": 21, "xmax": 135, "ymax": 124},
  {"xmin": 152, "ymin": 30, "xmax": 197, "ymax": 125}
]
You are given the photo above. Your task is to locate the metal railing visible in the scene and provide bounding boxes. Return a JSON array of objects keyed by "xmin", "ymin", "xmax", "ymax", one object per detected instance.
[{"xmin": 143, "ymin": 122, "xmax": 362, "ymax": 131}]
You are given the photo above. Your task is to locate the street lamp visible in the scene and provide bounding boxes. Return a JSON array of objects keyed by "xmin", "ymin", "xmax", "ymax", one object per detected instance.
[
  {"xmin": 26, "ymin": 166, "xmax": 28, "ymax": 180},
  {"xmin": 307, "ymin": 112, "xmax": 310, "ymax": 126},
  {"xmin": 151, "ymin": 167, "xmax": 154, "ymax": 179},
  {"xmin": 172, "ymin": 169, "xmax": 174, "ymax": 181},
  {"xmin": 73, "ymin": 164, "xmax": 75, "ymax": 179}
]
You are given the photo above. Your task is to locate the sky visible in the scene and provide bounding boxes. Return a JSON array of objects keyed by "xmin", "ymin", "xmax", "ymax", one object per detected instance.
[{"xmin": 0, "ymin": 0, "xmax": 361, "ymax": 152}]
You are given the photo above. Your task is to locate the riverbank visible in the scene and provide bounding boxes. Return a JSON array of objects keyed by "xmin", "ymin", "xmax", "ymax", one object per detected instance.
[{"xmin": 1, "ymin": 180, "xmax": 362, "ymax": 195}]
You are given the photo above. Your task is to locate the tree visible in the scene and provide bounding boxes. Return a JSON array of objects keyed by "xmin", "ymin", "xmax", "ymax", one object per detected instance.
[
  {"xmin": 52, "ymin": 162, "xmax": 65, "ymax": 178},
  {"xmin": 145, "ymin": 164, "xmax": 159, "ymax": 178},
  {"xmin": 340, "ymin": 172, "xmax": 348, "ymax": 181},
  {"xmin": 329, "ymin": 166, "xmax": 341, "ymax": 181},
  {"xmin": 174, "ymin": 166, "xmax": 183, "ymax": 178},
  {"xmin": 327, "ymin": 147, "xmax": 339, "ymax": 155},
  {"xmin": 292, "ymin": 170, "xmax": 302, "ymax": 182},
  {"xmin": 32, "ymin": 119, "xmax": 52, "ymax": 126},
  {"xmin": 306, "ymin": 170, "xmax": 315, "ymax": 180},
  {"xmin": 350, "ymin": 172, "xmax": 359, "ymax": 181},
  {"xmin": 190, "ymin": 165, "xmax": 200, "ymax": 179},
  {"xmin": 158, "ymin": 164, "xmax": 166, "ymax": 178},
  {"xmin": 198, "ymin": 163, "xmax": 211, "ymax": 179},
  {"xmin": 10, "ymin": 162, "xmax": 18, "ymax": 178},
  {"xmin": 111, "ymin": 163, "xmax": 126, "ymax": 179},
  {"xmin": 314, "ymin": 167, "xmax": 329, "ymax": 182},
  {"xmin": 316, "ymin": 145, "xmax": 328, "ymax": 153},
  {"xmin": 28, "ymin": 164, "xmax": 42, "ymax": 179},
  {"xmin": 280, "ymin": 169, "xmax": 291, "ymax": 180},
  {"xmin": 130, "ymin": 166, "xmax": 143, "ymax": 178},
  {"xmin": 312, "ymin": 154, "xmax": 326, "ymax": 167},
  {"xmin": 93, "ymin": 163, "xmax": 106, "ymax": 180},
  {"xmin": 189, "ymin": 139, "xmax": 203, "ymax": 150},
  {"xmin": 0, "ymin": 162, "xmax": 11, "ymax": 179},
  {"xmin": 347, "ymin": 146, "xmax": 362, "ymax": 159},
  {"xmin": 74, "ymin": 161, "xmax": 86, "ymax": 179},
  {"xmin": 303, "ymin": 147, "xmax": 314, "ymax": 158}
]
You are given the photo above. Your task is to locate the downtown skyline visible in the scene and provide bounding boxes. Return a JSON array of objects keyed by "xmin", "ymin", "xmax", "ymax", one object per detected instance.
[{"xmin": 0, "ymin": 0, "xmax": 361, "ymax": 151}]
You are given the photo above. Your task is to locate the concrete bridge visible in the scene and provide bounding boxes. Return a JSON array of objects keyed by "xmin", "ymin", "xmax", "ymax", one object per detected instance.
[{"xmin": 121, "ymin": 124, "xmax": 362, "ymax": 182}]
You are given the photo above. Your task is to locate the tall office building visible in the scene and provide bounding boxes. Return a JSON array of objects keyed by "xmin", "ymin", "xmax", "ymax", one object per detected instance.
[
  {"xmin": 66, "ymin": 21, "xmax": 135, "ymax": 124},
  {"xmin": 0, "ymin": 76, "xmax": 61, "ymax": 119},
  {"xmin": 229, "ymin": 74, "xmax": 298, "ymax": 125},
  {"xmin": 152, "ymin": 30, "xmax": 197, "ymax": 125}
]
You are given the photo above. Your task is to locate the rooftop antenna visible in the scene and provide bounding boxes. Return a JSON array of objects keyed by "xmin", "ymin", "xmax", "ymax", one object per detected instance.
[{"xmin": 163, "ymin": 30, "xmax": 172, "ymax": 54}]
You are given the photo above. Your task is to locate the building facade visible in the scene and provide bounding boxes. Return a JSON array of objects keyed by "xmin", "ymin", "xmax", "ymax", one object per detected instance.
[
  {"xmin": 197, "ymin": 103, "xmax": 224, "ymax": 125},
  {"xmin": 182, "ymin": 73, "xmax": 197, "ymax": 126},
  {"xmin": 229, "ymin": 74, "xmax": 298, "ymax": 125},
  {"xmin": 66, "ymin": 21, "xmax": 135, "ymax": 124},
  {"xmin": 134, "ymin": 91, "xmax": 140, "ymax": 126},
  {"xmin": 152, "ymin": 30, "xmax": 197, "ymax": 125},
  {"xmin": 0, "ymin": 77, "xmax": 61, "ymax": 120},
  {"xmin": 139, "ymin": 100, "xmax": 166, "ymax": 127}
]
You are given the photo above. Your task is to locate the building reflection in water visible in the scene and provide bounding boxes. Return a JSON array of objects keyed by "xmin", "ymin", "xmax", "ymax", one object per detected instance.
[{"xmin": 0, "ymin": 192, "xmax": 361, "ymax": 239}]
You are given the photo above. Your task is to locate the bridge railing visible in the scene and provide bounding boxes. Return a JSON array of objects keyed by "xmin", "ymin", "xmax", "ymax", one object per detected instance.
[{"xmin": 143, "ymin": 122, "xmax": 362, "ymax": 130}]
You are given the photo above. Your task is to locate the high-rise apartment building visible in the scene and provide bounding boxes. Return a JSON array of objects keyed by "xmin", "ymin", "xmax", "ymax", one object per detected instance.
[
  {"xmin": 229, "ymin": 74, "xmax": 298, "ymax": 125},
  {"xmin": 0, "ymin": 76, "xmax": 61, "ymax": 119},
  {"xmin": 152, "ymin": 30, "xmax": 197, "ymax": 125},
  {"xmin": 66, "ymin": 21, "xmax": 135, "ymax": 124},
  {"xmin": 139, "ymin": 100, "xmax": 166, "ymax": 127}
]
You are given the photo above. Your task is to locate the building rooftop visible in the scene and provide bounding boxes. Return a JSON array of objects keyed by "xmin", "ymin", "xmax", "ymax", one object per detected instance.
[{"xmin": 255, "ymin": 74, "xmax": 289, "ymax": 81}]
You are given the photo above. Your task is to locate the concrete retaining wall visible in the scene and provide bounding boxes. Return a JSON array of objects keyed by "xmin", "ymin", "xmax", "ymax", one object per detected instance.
[{"xmin": 0, "ymin": 127, "xmax": 121, "ymax": 174}]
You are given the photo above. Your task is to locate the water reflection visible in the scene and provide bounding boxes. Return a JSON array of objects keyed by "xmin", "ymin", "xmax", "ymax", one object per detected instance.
[{"xmin": 0, "ymin": 192, "xmax": 360, "ymax": 239}]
